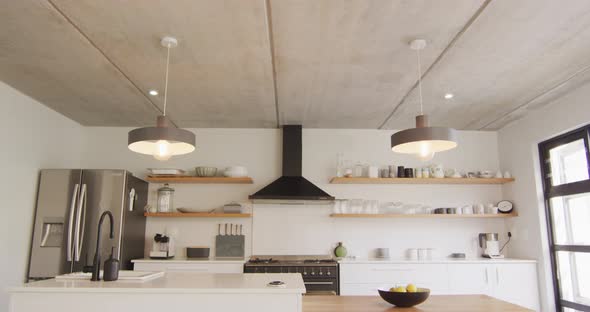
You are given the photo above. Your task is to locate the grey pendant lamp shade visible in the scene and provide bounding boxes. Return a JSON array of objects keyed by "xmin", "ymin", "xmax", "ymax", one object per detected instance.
[
  {"xmin": 128, "ymin": 115, "xmax": 195, "ymax": 160},
  {"xmin": 391, "ymin": 115, "xmax": 458, "ymax": 155},
  {"xmin": 128, "ymin": 37, "xmax": 195, "ymax": 161},
  {"xmin": 390, "ymin": 39, "xmax": 458, "ymax": 161}
]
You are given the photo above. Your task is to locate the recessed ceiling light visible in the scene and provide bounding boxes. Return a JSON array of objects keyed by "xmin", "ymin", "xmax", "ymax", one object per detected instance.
[
  {"xmin": 444, "ymin": 93, "xmax": 454, "ymax": 99},
  {"xmin": 149, "ymin": 90, "xmax": 159, "ymax": 96}
]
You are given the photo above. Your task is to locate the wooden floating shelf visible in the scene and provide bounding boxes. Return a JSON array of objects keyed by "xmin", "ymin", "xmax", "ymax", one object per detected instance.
[
  {"xmin": 330, "ymin": 212, "xmax": 518, "ymax": 218},
  {"xmin": 329, "ymin": 177, "xmax": 515, "ymax": 185},
  {"xmin": 144, "ymin": 212, "xmax": 252, "ymax": 218},
  {"xmin": 146, "ymin": 176, "xmax": 253, "ymax": 184}
]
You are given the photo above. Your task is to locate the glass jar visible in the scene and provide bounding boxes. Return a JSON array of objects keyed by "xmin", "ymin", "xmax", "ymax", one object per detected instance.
[
  {"xmin": 157, "ymin": 183, "xmax": 174, "ymax": 213},
  {"xmin": 353, "ymin": 162, "xmax": 364, "ymax": 177}
]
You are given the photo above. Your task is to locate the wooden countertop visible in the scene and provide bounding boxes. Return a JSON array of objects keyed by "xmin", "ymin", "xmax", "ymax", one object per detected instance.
[{"xmin": 303, "ymin": 295, "xmax": 532, "ymax": 312}]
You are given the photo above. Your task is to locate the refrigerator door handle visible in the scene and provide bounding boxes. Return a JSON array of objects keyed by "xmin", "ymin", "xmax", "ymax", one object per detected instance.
[
  {"xmin": 78, "ymin": 184, "xmax": 88, "ymax": 260},
  {"xmin": 128, "ymin": 188, "xmax": 136, "ymax": 212},
  {"xmin": 67, "ymin": 184, "xmax": 80, "ymax": 262},
  {"xmin": 74, "ymin": 184, "xmax": 87, "ymax": 262}
]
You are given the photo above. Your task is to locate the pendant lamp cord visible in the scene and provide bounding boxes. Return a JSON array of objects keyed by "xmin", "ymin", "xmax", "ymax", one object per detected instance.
[
  {"xmin": 416, "ymin": 48, "xmax": 424, "ymax": 115},
  {"xmin": 163, "ymin": 43, "xmax": 171, "ymax": 116}
]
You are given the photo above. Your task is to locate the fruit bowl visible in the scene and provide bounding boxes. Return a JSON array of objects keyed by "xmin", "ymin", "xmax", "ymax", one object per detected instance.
[{"xmin": 377, "ymin": 288, "xmax": 430, "ymax": 307}]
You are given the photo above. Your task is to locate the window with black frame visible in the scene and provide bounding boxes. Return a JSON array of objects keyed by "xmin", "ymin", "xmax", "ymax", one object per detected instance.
[{"xmin": 539, "ymin": 124, "xmax": 590, "ymax": 312}]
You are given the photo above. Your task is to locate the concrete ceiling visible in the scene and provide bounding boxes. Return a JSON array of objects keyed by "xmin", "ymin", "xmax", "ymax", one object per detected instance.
[{"xmin": 1, "ymin": 0, "xmax": 589, "ymax": 129}]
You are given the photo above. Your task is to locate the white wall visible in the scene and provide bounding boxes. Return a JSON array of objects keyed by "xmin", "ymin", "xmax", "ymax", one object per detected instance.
[
  {"xmin": 0, "ymin": 81, "xmax": 83, "ymax": 311},
  {"xmin": 82, "ymin": 127, "xmax": 508, "ymax": 260},
  {"xmin": 82, "ymin": 127, "xmax": 280, "ymax": 257},
  {"xmin": 498, "ymin": 81, "xmax": 590, "ymax": 312},
  {"xmin": 253, "ymin": 129, "xmax": 507, "ymax": 258}
]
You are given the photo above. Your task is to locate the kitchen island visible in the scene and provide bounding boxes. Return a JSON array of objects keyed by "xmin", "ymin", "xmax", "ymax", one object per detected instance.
[
  {"xmin": 8, "ymin": 272, "xmax": 305, "ymax": 312},
  {"xmin": 303, "ymin": 295, "xmax": 533, "ymax": 311}
]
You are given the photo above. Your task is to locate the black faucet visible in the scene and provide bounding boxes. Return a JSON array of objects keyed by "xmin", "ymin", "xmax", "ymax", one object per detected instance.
[{"xmin": 91, "ymin": 211, "xmax": 114, "ymax": 281}]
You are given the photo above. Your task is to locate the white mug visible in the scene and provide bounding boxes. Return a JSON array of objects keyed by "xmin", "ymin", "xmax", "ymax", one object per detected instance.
[
  {"xmin": 474, "ymin": 204, "xmax": 485, "ymax": 214},
  {"xmin": 415, "ymin": 168, "xmax": 423, "ymax": 178},
  {"xmin": 462, "ymin": 205, "xmax": 473, "ymax": 214},
  {"xmin": 418, "ymin": 248, "xmax": 428, "ymax": 260}
]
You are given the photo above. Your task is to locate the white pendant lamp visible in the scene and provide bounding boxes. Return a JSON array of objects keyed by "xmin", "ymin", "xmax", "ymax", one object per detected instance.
[
  {"xmin": 128, "ymin": 36, "xmax": 195, "ymax": 161},
  {"xmin": 390, "ymin": 39, "xmax": 458, "ymax": 161}
]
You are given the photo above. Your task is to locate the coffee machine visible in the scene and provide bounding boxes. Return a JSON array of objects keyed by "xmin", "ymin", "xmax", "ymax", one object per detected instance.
[
  {"xmin": 149, "ymin": 233, "xmax": 175, "ymax": 259},
  {"xmin": 478, "ymin": 233, "xmax": 504, "ymax": 259}
]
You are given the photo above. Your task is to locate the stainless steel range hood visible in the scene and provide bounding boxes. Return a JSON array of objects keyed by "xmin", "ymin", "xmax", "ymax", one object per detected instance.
[{"xmin": 249, "ymin": 125, "xmax": 335, "ymax": 202}]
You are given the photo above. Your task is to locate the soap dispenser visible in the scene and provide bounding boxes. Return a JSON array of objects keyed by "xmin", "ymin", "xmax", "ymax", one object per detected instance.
[{"xmin": 103, "ymin": 247, "xmax": 120, "ymax": 281}]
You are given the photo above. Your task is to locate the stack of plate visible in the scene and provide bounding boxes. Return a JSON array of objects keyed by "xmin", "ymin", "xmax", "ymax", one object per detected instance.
[{"xmin": 148, "ymin": 168, "xmax": 185, "ymax": 176}]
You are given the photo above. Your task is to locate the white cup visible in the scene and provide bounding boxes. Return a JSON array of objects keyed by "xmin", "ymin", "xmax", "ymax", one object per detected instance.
[
  {"xmin": 418, "ymin": 248, "xmax": 428, "ymax": 261},
  {"xmin": 368, "ymin": 165, "xmax": 379, "ymax": 178},
  {"xmin": 407, "ymin": 248, "xmax": 418, "ymax": 260},
  {"xmin": 427, "ymin": 248, "xmax": 438, "ymax": 260},
  {"xmin": 462, "ymin": 205, "xmax": 473, "ymax": 214},
  {"xmin": 474, "ymin": 204, "xmax": 485, "ymax": 214}
]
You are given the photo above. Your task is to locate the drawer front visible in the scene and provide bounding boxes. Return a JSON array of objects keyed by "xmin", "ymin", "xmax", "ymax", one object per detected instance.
[
  {"xmin": 134, "ymin": 262, "xmax": 243, "ymax": 273},
  {"xmin": 340, "ymin": 264, "xmax": 449, "ymax": 293},
  {"xmin": 340, "ymin": 283, "xmax": 392, "ymax": 296}
]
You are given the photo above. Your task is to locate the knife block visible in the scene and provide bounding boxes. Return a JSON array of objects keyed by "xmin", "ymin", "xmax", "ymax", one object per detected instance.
[{"xmin": 215, "ymin": 234, "xmax": 245, "ymax": 259}]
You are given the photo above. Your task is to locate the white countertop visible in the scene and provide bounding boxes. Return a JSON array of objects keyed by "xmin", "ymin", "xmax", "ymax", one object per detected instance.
[
  {"xmin": 10, "ymin": 272, "xmax": 305, "ymax": 294},
  {"xmin": 132, "ymin": 258, "xmax": 246, "ymax": 264},
  {"xmin": 338, "ymin": 257, "xmax": 537, "ymax": 264}
]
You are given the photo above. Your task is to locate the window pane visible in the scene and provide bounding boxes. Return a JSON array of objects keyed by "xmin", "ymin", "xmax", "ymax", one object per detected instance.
[
  {"xmin": 551, "ymin": 193, "xmax": 590, "ymax": 245},
  {"xmin": 549, "ymin": 139, "xmax": 589, "ymax": 186},
  {"xmin": 557, "ymin": 251, "xmax": 590, "ymax": 306}
]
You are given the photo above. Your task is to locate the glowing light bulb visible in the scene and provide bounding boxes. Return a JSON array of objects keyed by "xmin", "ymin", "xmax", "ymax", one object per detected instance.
[
  {"xmin": 153, "ymin": 140, "xmax": 172, "ymax": 161},
  {"xmin": 417, "ymin": 141, "xmax": 435, "ymax": 162}
]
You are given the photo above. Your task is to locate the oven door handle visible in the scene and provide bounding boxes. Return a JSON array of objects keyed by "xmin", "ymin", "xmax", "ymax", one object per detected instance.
[{"xmin": 304, "ymin": 281, "xmax": 334, "ymax": 285}]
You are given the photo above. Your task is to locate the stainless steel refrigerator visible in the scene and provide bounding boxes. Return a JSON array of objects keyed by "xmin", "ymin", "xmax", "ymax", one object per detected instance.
[{"xmin": 27, "ymin": 169, "xmax": 148, "ymax": 281}]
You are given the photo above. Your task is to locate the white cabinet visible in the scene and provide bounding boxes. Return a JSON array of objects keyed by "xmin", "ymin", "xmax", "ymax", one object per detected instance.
[
  {"xmin": 133, "ymin": 261, "xmax": 244, "ymax": 273},
  {"xmin": 448, "ymin": 263, "xmax": 539, "ymax": 310},
  {"xmin": 340, "ymin": 261, "xmax": 539, "ymax": 311},
  {"xmin": 490, "ymin": 263, "xmax": 539, "ymax": 311},
  {"xmin": 339, "ymin": 263, "xmax": 450, "ymax": 295}
]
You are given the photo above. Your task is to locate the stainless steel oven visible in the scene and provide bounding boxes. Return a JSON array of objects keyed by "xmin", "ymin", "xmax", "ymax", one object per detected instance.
[{"xmin": 243, "ymin": 256, "xmax": 339, "ymax": 295}]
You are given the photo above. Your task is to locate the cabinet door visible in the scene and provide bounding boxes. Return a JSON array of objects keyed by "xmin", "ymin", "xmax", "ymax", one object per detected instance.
[
  {"xmin": 492, "ymin": 264, "xmax": 539, "ymax": 311},
  {"xmin": 447, "ymin": 263, "xmax": 491, "ymax": 295}
]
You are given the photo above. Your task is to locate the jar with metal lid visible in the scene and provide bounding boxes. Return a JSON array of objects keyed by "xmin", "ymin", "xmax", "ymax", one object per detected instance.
[{"xmin": 157, "ymin": 183, "xmax": 174, "ymax": 213}]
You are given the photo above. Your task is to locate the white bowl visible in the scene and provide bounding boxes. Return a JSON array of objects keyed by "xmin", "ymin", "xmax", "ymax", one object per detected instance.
[{"xmin": 224, "ymin": 166, "xmax": 248, "ymax": 177}]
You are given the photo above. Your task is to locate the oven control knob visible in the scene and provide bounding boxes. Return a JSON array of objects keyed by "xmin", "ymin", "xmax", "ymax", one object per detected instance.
[
  {"xmin": 311, "ymin": 271, "xmax": 316, "ymax": 276},
  {"xmin": 326, "ymin": 271, "xmax": 331, "ymax": 276},
  {"xmin": 303, "ymin": 271, "xmax": 307, "ymax": 276},
  {"xmin": 319, "ymin": 271, "xmax": 323, "ymax": 276}
]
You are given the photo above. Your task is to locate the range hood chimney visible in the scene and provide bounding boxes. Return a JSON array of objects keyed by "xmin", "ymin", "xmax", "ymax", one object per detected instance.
[{"xmin": 249, "ymin": 125, "xmax": 335, "ymax": 201}]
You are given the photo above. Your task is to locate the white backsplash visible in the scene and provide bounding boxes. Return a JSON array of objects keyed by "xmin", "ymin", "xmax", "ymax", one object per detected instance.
[{"xmin": 252, "ymin": 204, "xmax": 507, "ymax": 259}]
